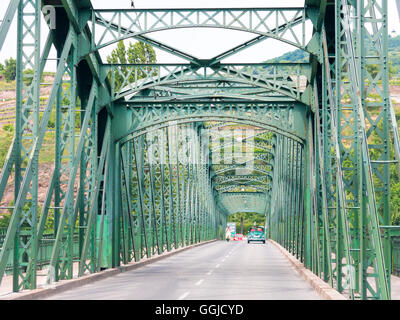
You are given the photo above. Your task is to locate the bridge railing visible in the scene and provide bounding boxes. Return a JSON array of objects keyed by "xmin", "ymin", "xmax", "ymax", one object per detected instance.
[
  {"xmin": 0, "ymin": 230, "xmax": 80, "ymax": 275},
  {"xmin": 392, "ymin": 237, "xmax": 400, "ymax": 277}
]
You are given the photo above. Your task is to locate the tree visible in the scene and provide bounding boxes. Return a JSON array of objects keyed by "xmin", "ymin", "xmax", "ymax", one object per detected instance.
[
  {"xmin": 0, "ymin": 63, "xmax": 4, "ymax": 74},
  {"xmin": 366, "ymin": 64, "xmax": 379, "ymax": 79},
  {"xmin": 107, "ymin": 40, "xmax": 157, "ymax": 91},
  {"xmin": 228, "ymin": 212, "xmax": 266, "ymax": 235},
  {"xmin": 3, "ymin": 57, "xmax": 16, "ymax": 82}
]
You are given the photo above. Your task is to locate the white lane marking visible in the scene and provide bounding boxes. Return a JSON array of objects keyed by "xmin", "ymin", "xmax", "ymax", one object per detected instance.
[
  {"xmin": 206, "ymin": 270, "xmax": 213, "ymax": 275},
  {"xmin": 222, "ymin": 258, "xmax": 226, "ymax": 262},
  {"xmin": 178, "ymin": 291, "xmax": 190, "ymax": 300},
  {"xmin": 216, "ymin": 264, "xmax": 220, "ymax": 268},
  {"xmin": 195, "ymin": 279, "xmax": 204, "ymax": 286},
  {"xmin": 225, "ymin": 255, "xmax": 230, "ymax": 258}
]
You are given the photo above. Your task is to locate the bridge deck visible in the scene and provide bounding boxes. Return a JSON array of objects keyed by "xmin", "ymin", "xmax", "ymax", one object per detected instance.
[
  {"xmin": 42, "ymin": 241, "xmax": 322, "ymax": 300},
  {"xmin": 1, "ymin": 240, "xmax": 400, "ymax": 299}
]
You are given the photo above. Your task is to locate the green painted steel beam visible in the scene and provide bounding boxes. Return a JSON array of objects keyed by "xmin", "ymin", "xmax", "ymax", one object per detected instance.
[
  {"xmin": 103, "ymin": 63, "xmax": 311, "ymax": 104},
  {"xmin": 0, "ymin": 0, "xmax": 20, "ymax": 51},
  {"xmin": 91, "ymin": 7, "xmax": 310, "ymax": 54},
  {"xmin": 0, "ymin": 0, "xmax": 395, "ymax": 300}
]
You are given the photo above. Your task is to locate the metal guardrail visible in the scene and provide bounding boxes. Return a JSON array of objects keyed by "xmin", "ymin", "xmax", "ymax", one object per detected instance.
[
  {"xmin": 0, "ymin": 232, "xmax": 80, "ymax": 275},
  {"xmin": 392, "ymin": 236, "xmax": 400, "ymax": 276}
]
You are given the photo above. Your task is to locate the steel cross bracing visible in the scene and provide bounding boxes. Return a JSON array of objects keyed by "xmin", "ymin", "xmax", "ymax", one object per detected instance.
[
  {"xmin": 0, "ymin": 0, "xmax": 397, "ymax": 300},
  {"xmin": 101, "ymin": 63, "xmax": 311, "ymax": 104}
]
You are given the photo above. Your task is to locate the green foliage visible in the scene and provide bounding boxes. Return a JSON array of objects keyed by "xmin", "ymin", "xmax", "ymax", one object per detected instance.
[
  {"xmin": 22, "ymin": 69, "xmax": 46, "ymax": 87},
  {"xmin": 0, "ymin": 125, "xmax": 14, "ymax": 168},
  {"xmin": 366, "ymin": 62, "xmax": 396, "ymax": 79},
  {"xmin": 107, "ymin": 40, "xmax": 157, "ymax": 91},
  {"xmin": 227, "ymin": 212, "xmax": 266, "ymax": 235},
  {"xmin": 0, "ymin": 212, "xmax": 10, "ymax": 229},
  {"xmin": 3, "ymin": 57, "xmax": 16, "ymax": 82},
  {"xmin": 266, "ymin": 36, "xmax": 400, "ymax": 78},
  {"xmin": 2, "ymin": 124, "xmax": 13, "ymax": 133},
  {"xmin": 0, "ymin": 199, "xmax": 55, "ymax": 232},
  {"xmin": 22, "ymin": 68, "xmax": 34, "ymax": 86},
  {"xmin": 267, "ymin": 49, "xmax": 309, "ymax": 63},
  {"xmin": 366, "ymin": 64, "xmax": 379, "ymax": 79},
  {"xmin": 366, "ymin": 121, "xmax": 400, "ymax": 226}
]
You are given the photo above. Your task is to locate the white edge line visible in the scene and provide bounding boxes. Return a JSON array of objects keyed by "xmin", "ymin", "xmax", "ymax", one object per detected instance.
[{"xmin": 177, "ymin": 291, "xmax": 190, "ymax": 300}]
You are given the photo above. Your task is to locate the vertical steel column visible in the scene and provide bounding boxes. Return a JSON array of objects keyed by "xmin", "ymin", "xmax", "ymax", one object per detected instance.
[
  {"xmin": 78, "ymin": 118, "xmax": 110, "ymax": 276},
  {"xmin": 0, "ymin": 28, "xmax": 74, "ymax": 291},
  {"xmin": 158, "ymin": 128, "xmax": 170, "ymax": 252},
  {"xmin": 167, "ymin": 126, "xmax": 177, "ymax": 249},
  {"xmin": 360, "ymin": 0, "xmax": 392, "ymax": 292},
  {"xmin": 11, "ymin": 0, "xmax": 41, "ymax": 291},
  {"xmin": 133, "ymin": 135, "xmax": 150, "ymax": 258},
  {"xmin": 147, "ymin": 131, "xmax": 161, "ymax": 255}
]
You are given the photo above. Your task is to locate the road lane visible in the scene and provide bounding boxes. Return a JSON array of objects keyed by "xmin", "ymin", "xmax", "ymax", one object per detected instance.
[{"xmin": 44, "ymin": 241, "xmax": 321, "ymax": 300}]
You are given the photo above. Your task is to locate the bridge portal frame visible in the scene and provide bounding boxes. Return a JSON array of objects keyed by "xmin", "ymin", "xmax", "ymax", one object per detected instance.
[{"xmin": 0, "ymin": 0, "xmax": 397, "ymax": 300}]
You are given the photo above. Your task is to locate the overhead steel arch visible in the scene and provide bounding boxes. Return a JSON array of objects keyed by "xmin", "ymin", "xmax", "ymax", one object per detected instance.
[
  {"xmin": 90, "ymin": 8, "xmax": 315, "ymax": 55},
  {"xmin": 212, "ymin": 165, "xmax": 272, "ymax": 177},
  {"xmin": 217, "ymin": 192, "xmax": 269, "ymax": 215},
  {"xmin": 102, "ymin": 63, "xmax": 311, "ymax": 105},
  {"xmin": 115, "ymin": 102, "xmax": 307, "ymax": 145},
  {"xmin": 213, "ymin": 175, "xmax": 272, "ymax": 184},
  {"xmin": 210, "ymin": 141, "xmax": 274, "ymax": 155},
  {"xmin": 216, "ymin": 185, "xmax": 271, "ymax": 193}
]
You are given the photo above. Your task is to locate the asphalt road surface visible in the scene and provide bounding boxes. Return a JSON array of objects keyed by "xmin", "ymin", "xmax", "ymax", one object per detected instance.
[{"xmin": 44, "ymin": 240, "xmax": 322, "ymax": 300}]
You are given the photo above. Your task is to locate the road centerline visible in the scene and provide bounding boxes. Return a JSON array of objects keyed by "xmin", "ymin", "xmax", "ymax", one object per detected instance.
[{"xmin": 195, "ymin": 279, "xmax": 204, "ymax": 286}]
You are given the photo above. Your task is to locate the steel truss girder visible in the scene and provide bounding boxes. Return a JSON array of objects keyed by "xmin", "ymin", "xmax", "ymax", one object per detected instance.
[
  {"xmin": 214, "ymin": 175, "xmax": 272, "ymax": 184},
  {"xmin": 217, "ymin": 192, "xmax": 269, "ymax": 215},
  {"xmin": 0, "ymin": 0, "xmax": 394, "ymax": 301},
  {"xmin": 307, "ymin": 0, "xmax": 392, "ymax": 300},
  {"xmin": 212, "ymin": 164, "xmax": 272, "ymax": 176},
  {"xmin": 121, "ymin": 123, "xmax": 218, "ymax": 258},
  {"xmin": 117, "ymin": 102, "xmax": 306, "ymax": 144},
  {"xmin": 210, "ymin": 154, "xmax": 273, "ymax": 166},
  {"xmin": 268, "ymin": 134, "xmax": 305, "ymax": 262},
  {"xmin": 89, "ymin": 6, "xmax": 315, "ymax": 65},
  {"xmin": 90, "ymin": 8, "xmax": 311, "ymax": 55},
  {"xmin": 216, "ymin": 185, "xmax": 270, "ymax": 193},
  {"xmin": 133, "ymin": 84, "xmax": 294, "ymax": 103},
  {"xmin": 332, "ymin": 0, "xmax": 389, "ymax": 300},
  {"xmin": 0, "ymin": 0, "xmax": 20, "ymax": 51},
  {"xmin": 102, "ymin": 63, "xmax": 311, "ymax": 104},
  {"xmin": 210, "ymin": 140, "xmax": 273, "ymax": 154},
  {"xmin": 0, "ymin": 26, "xmax": 75, "ymax": 290}
]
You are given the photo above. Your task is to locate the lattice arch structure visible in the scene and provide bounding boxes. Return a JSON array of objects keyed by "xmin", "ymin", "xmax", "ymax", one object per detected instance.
[{"xmin": 0, "ymin": 0, "xmax": 398, "ymax": 300}]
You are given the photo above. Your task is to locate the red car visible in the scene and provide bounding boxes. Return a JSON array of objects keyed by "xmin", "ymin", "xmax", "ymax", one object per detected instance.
[{"xmin": 233, "ymin": 234, "xmax": 243, "ymax": 241}]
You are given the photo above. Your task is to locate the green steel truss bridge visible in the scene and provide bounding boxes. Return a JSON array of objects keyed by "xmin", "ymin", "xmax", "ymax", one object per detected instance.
[{"xmin": 0, "ymin": 0, "xmax": 399, "ymax": 300}]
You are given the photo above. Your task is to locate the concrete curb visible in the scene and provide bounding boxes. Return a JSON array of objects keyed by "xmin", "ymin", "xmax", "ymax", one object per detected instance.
[
  {"xmin": 269, "ymin": 240, "xmax": 346, "ymax": 300},
  {"xmin": 0, "ymin": 239, "xmax": 217, "ymax": 300}
]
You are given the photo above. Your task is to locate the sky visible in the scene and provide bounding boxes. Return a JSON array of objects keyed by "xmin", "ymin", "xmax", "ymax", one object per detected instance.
[{"xmin": 0, "ymin": 0, "xmax": 399, "ymax": 69}]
